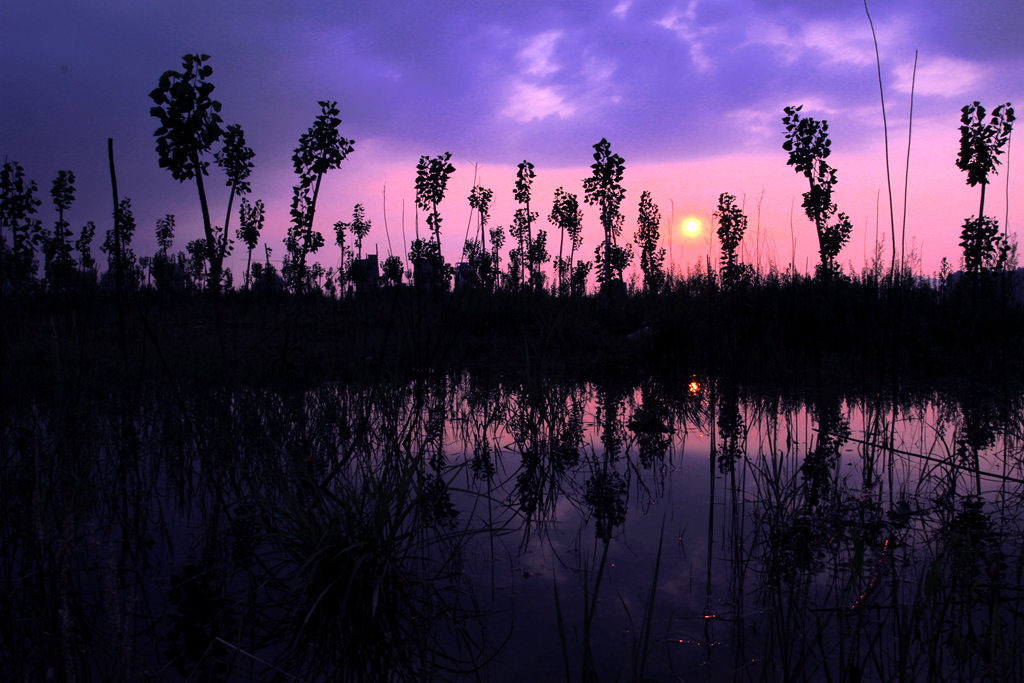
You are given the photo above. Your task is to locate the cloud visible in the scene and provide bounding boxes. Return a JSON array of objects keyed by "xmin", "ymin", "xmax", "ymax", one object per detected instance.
[
  {"xmin": 892, "ymin": 55, "xmax": 984, "ymax": 98},
  {"xmin": 751, "ymin": 18, "xmax": 880, "ymax": 68},
  {"xmin": 656, "ymin": 1, "xmax": 713, "ymax": 72},
  {"xmin": 519, "ymin": 30, "xmax": 563, "ymax": 77},
  {"xmin": 502, "ymin": 81, "xmax": 576, "ymax": 122},
  {"xmin": 728, "ymin": 96, "xmax": 840, "ymax": 146},
  {"xmin": 612, "ymin": 1, "xmax": 631, "ymax": 19}
]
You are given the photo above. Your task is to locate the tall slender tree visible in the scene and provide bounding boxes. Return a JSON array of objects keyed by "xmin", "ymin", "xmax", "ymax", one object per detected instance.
[
  {"xmin": 957, "ymin": 101, "xmax": 1015, "ymax": 221},
  {"xmin": 583, "ymin": 139, "xmax": 631, "ymax": 292},
  {"xmin": 236, "ymin": 198, "xmax": 263, "ymax": 289},
  {"xmin": 782, "ymin": 105, "xmax": 852, "ymax": 277},
  {"xmin": 956, "ymin": 101, "xmax": 1014, "ymax": 275},
  {"xmin": 46, "ymin": 170, "xmax": 76, "ymax": 290},
  {"xmin": 413, "ymin": 152, "xmax": 455, "ymax": 289},
  {"xmin": 150, "ymin": 54, "xmax": 225, "ymax": 291},
  {"xmin": 714, "ymin": 192, "xmax": 749, "ymax": 288},
  {"xmin": 76, "ymin": 221, "xmax": 97, "ymax": 278},
  {"xmin": 102, "ymin": 198, "xmax": 139, "ymax": 290},
  {"xmin": 214, "ymin": 123, "xmax": 254, "ymax": 270},
  {"xmin": 1, "ymin": 160, "xmax": 43, "ymax": 288},
  {"xmin": 634, "ymin": 190, "xmax": 665, "ymax": 294},
  {"xmin": 468, "ymin": 185, "xmax": 495, "ymax": 288},
  {"xmin": 283, "ymin": 100, "xmax": 355, "ymax": 292},
  {"xmin": 512, "ymin": 160, "xmax": 538, "ymax": 288},
  {"xmin": 550, "ymin": 187, "xmax": 583, "ymax": 295}
]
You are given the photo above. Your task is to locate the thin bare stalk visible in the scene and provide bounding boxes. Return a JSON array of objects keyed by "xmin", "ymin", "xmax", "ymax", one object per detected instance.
[
  {"xmin": 1006, "ymin": 129, "xmax": 1012, "ymax": 235},
  {"xmin": 901, "ymin": 50, "xmax": 918, "ymax": 276},
  {"xmin": 865, "ymin": 0, "xmax": 897, "ymax": 287},
  {"xmin": 382, "ymin": 183, "xmax": 393, "ymax": 258}
]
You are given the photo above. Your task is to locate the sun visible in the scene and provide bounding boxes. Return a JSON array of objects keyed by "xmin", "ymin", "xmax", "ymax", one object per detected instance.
[{"xmin": 683, "ymin": 218, "xmax": 701, "ymax": 236}]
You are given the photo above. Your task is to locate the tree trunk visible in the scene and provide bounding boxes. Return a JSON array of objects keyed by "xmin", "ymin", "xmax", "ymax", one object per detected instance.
[
  {"xmin": 222, "ymin": 186, "xmax": 236, "ymax": 268},
  {"xmin": 193, "ymin": 155, "xmax": 219, "ymax": 294}
]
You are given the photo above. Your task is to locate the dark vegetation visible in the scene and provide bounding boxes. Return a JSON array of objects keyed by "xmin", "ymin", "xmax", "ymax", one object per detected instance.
[{"xmin": 1, "ymin": 52, "xmax": 1022, "ymax": 681}]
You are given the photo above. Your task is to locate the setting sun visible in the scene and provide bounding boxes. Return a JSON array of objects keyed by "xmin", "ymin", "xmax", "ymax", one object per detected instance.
[{"xmin": 683, "ymin": 218, "xmax": 701, "ymax": 236}]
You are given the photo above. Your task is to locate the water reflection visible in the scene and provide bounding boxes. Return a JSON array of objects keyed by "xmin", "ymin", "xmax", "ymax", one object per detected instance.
[{"xmin": 2, "ymin": 376, "xmax": 1023, "ymax": 680}]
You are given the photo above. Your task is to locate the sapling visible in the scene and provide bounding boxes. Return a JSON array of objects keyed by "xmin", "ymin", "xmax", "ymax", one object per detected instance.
[
  {"xmin": 782, "ymin": 105, "xmax": 853, "ymax": 277},
  {"xmin": 1, "ymin": 160, "xmax": 43, "ymax": 287},
  {"xmin": 413, "ymin": 152, "xmax": 455, "ymax": 289},
  {"xmin": 584, "ymin": 139, "xmax": 632, "ymax": 293},
  {"xmin": 284, "ymin": 101, "xmax": 354, "ymax": 292},
  {"xmin": 45, "ymin": 170, "xmax": 76, "ymax": 291},
  {"xmin": 715, "ymin": 193, "xmax": 749, "ymax": 288},
  {"xmin": 214, "ymin": 123, "xmax": 254, "ymax": 271},
  {"xmin": 468, "ymin": 185, "xmax": 495, "ymax": 288},
  {"xmin": 550, "ymin": 187, "xmax": 583, "ymax": 296},
  {"xmin": 153, "ymin": 213, "xmax": 177, "ymax": 292},
  {"xmin": 955, "ymin": 101, "xmax": 1014, "ymax": 274},
  {"xmin": 512, "ymin": 160, "xmax": 538, "ymax": 289},
  {"xmin": 236, "ymin": 198, "xmax": 263, "ymax": 289},
  {"xmin": 75, "ymin": 221, "xmax": 97, "ymax": 278},
  {"xmin": 634, "ymin": 190, "xmax": 666, "ymax": 294},
  {"xmin": 150, "ymin": 54, "xmax": 225, "ymax": 292},
  {"xmin": 102, "ymin": 198, "xmax": 140, "ymax": 290}
]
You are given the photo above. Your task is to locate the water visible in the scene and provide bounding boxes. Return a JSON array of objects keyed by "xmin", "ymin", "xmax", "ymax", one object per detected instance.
[{"xmin": 2, "ymin": 375, "xmax": 1023, "ymax": 681}]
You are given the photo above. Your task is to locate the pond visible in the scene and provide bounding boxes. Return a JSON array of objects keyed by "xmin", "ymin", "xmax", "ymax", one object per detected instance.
[{"xmin": 2, "ymin": 375, "xmax": 1023, "ymax": 681}]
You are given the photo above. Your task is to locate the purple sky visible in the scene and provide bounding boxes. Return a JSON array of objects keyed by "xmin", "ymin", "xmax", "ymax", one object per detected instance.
[{"xmin": 3, "ymin": 0, "xmax": 1022, "ymax": 279}]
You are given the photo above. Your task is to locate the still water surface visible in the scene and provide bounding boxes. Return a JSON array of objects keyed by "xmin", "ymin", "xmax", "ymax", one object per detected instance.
[{"xmin": 3, "ymin": 375, "xmax": 1022, "ymax": 681}]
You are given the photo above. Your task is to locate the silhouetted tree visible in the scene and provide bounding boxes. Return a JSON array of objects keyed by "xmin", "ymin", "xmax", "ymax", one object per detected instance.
[
  {"xmin": 414, "ymin": 152, "xmax": 455, "ymax": 289},
  {"xmin": 489, "ymin": 225, "xmax": 505, "ymax": 288},
  {"xmin": 959, "ymin": 215, "xmax": 1013, "ymax": 275},
  {"xmin": 1, "ymin": 160, "xmax": 43, "ymax": 288},
  {"xmin": 152, "ymin": 213, "xmax": 178, "ymax": 293},
  {"xmin": 335, "ymin": 203, "xmax": 371, "ymax": 292},
  {"xmin": 185, "ymin": 237, "xmax": 208, "ymax": 290},
  {"xmin": 550, "ymin": 187, "xmax": 583, "ymax": 295},
  {"xmin": 149, "ymin": 54, "xmax": 225, "ymax": 292},
  {"xmin": 511, "ymin": 160, "xmax": 538, "ymax": 289},
  {"xmin": 957, "ymin": 101, "xmax": 1015, "ymax": 221},
  {"xmin": 214, "ymin": 123, "xmax": 254, "ymax": 272},
  {"xmin": 102, "ymin": 198, "xmax": 139, "ymax": 290},
  {"xmin": 634, "ymin": 190, "xmax": 665, "ymax": 294},
  {"xmin": 956, "ymin": 101, "xmax": 1014, "ymax": 275},
  {"xmin": 236, "ymin": 198, "xmax": 263, "ymax": 289},
  {"xmin": 468, "ymin": 185, "xmax": 496, "ymax": 288},
  {"xmin": 283, "ymin": 100, "xmax": 354, "ymax": 292},
  {"xmin": 75, "ymin": 220, "xmax": 97, "ymax": 279},
  {"xmin": 44, "ymin": 170, "xmax": 76, "ymax": 291},
  {"xmin": 156, "ymin": 213, "xmax": 175, "ymax": 256},
  {"xmin": 782, "ymin": 105, "xmax": 852, "ymax": 277},
  {"xmin": 526, "ymin": 228, "xmax": 550, "ymax": 290},
  {"xmin": 347, "ymin": 203, "xmax": 371, "ymax": 259},
  {"xmin": 469, "ymin": 185, "xmax": 493, "ymax": 252},
  {"xmin": 714, "ymin": 192, "xmax": 749, "ymax": 288},
  {"xmin": 584, "ymin": 138, "xmax": 631, "ymax": 292},
  {"xmin": 382, "ymin": 254, "xmax": 403, "ymax": 286},
  {"xmin": 333, "ymin": 218, "xmax": 349, "ymax": 285}
]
